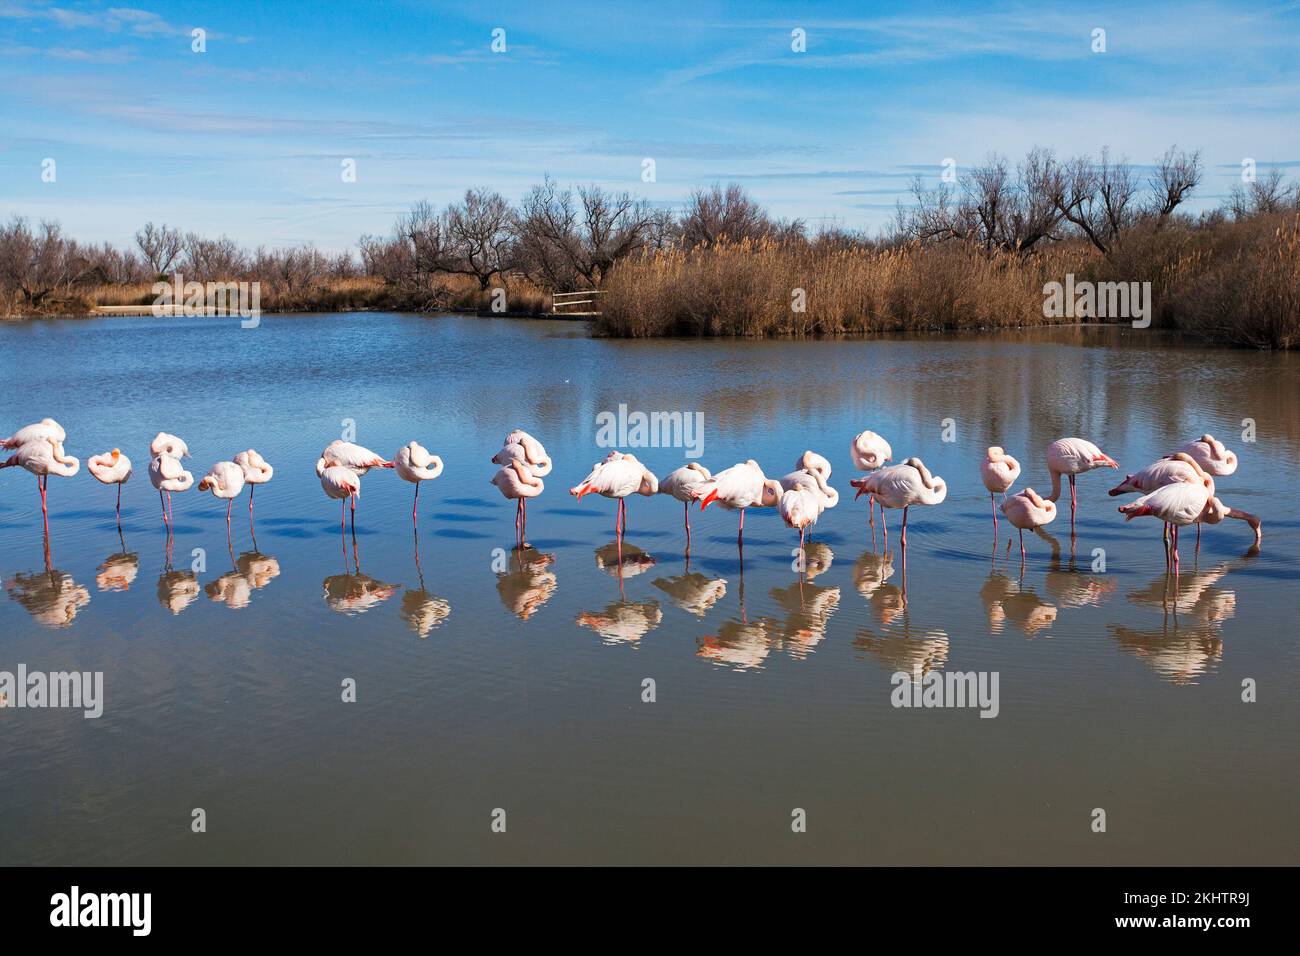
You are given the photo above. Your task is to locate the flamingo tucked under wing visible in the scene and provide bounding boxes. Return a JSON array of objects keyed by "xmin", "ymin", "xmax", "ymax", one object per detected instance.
[{"xmin": 87, "ymin": 448, "xmax": 133, "ymax": 522}]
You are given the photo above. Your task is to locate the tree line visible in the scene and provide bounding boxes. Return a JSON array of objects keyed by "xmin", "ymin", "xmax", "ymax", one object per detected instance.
[{"xmin": 1, "ymin": 146, "xmax": 1296, "ymax": 315}]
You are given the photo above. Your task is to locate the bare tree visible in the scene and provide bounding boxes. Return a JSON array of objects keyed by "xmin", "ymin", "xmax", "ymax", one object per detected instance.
[
  {"xmin": 181, "ymin": 232, "xmax": 246, "ymax": 282},
  {"xmin": 1051, "ymin": 148, "xmax": 1138, "ymax": 254},
  {"xmin": 135, "ymin": 222, "xmax": 182, "ymax": 277},
  {"xmin": 575, "ymin": 184, "xmax": 655, "ymax": 286},
  {"xmin": 444, "ymin": 188, "xmax": 514, "ymax": 288},
  {"xmin": 680, "ymin": 184, "xmax": 773, "ymax": 245},
  {"xmin": 1149, "ymin": 146, "xmax": 1202, "ymax": 219},
  {"xmin": 0, "ymin": 217, "xmax": 94, "ymax": 306},
  {"xmin": 513, "ymin": 178, "xmax": 654, "ymax": 288}
]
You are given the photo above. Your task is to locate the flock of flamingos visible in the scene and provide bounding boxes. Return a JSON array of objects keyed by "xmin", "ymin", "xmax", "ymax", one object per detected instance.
[{"xmin": 0, "ymin": 419, "xmax": 1262, "ymax": 573}]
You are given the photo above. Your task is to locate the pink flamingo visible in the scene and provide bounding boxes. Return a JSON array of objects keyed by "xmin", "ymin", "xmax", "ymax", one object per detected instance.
[
  {"xmin": 233, "ymin": 449, "xmax": 273, "ymax": 520},
  {"xmin": 692, "ymin": 459, "xmax": 782, "ymax": 546},
  {"xmin": 3, "ymin": 418, "xmax": 66, "ymax": 449},
  {"xmin": 150, "ymin": 431, "xmax": 191, "ymax": 459},
  {"xmin": 570, "ymin": 451, "xmax": 658, "ymax": 538},
  {"xmin": 320, "ymin": 440, "xmax": 392, "ymax": 526},
  {"xmin": 148, "ymin": 453, "xmax": 193, "ymax": 531},
  {"xmin": 1045, "ymin": 437, "xmax": 1119, "ymax": 529},
  {"xmin": 778, "ymin": 467, "xmax": 838, "ymax": 552},
  {"xmin": 1119, "ymin": 481, "xmax": 1261, "ymax": 570},
  {"xmin": 492, "ymin": 460, "xmax": 544, "ymax": 546},
  {"xmin": 657, "ymin": 462, "xmax": 712, "ymax": 547},
  {"xmin": 493, "ymin": 430, "xmax": 552, "ymax": 476},
  {"xmin": 999, "ymin": 487, "xmax": 1056, "ymax": 560},
  {"xmin": 318, "ymin": 461, "xmax": 361, "ymax": 535},
  {"xmin": 1175, "ymin": 434, "xmax": 1237, "ymax": 476},
  {"xmin": 395, "ymin": 441, "xmax": 444, "ymax": 522},
  {"xmin": 1, "ymin": 436, "xmax": 80, "ymax": 532},
  {"xmin": 1109, "ymin": 452, "xmax": 1214, "ymax": 497},
  {"xmin": 1108, "ymin": 452, "xmax": 1214, "ymax": 554},
  {"xmin": 852, "ymin": 457, "xmax": 947, "ymax": 549},
  {"xmin": 87, "ymin": 448, "xmax": 133, "ymax": 522},
  {"xmin": 980, "ymin": 446, "xmax": 1021, "ymax": 531},
  {"xmin": 197, "ymin": 461, "xmax": 246, "ymax": 527},
  {"xmin": 850, "ymin": 430, "xmax": 892, "ymax": 525}
]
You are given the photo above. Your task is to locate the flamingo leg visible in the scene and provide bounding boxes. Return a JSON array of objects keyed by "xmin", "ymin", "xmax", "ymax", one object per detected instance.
[
  {"xmin": 1195, "ymin": 522, "xmax": 1201, "ymax": 552},
  {"xmin": 991, "ymin": 492, "xmax": 998, "ymax": 532},
  {"xmin": 683, "ymin": 500, "xmax": 691, "ymax": 550},
  {"xmin": 226, "ymin": 499, "xmax": 232, "ymax": 527},
  {"xmin": 900, "ymin": 505, "xmax": 909, "ymax": 548},
  {"xmin": 413, "ymin": 482, "xmax": 420, "ymax": 523},
  {"xmin": 868, "ymin": 494, "xmax": 875, "ymax": 527},
  {"xmin": 1019, "ymin": 527, "xmax": 1026, "ymax": 560},
  {"xmin": 116, "ymin": 483, "xmax": 122, "ymax": 523},
  {"xmin": 166, "ymin": 491, "xmax": 173, "ymax": 526},
  {"xmin": 341, "ymin": 498, "xmax": 346, "ymax": 535},
  {"xmin": 1069, "ymin": 474, "xmax": 1077, "ymax": 528},
  {"xmin": 738, "ymin": 507, "xmax": 745, "ymax": 546},
  {"xmin": 38, "ymin": 475, "xmax": 49, "ymax": 536},
  {"xmin": 161, "ymin": 489, "xmax": 170, "ymax": 530},
  {"xmin": 350, "ymin": 495, "xmax": 356, "ymax": 535},
  {"xmin": 881, "ymin": 507, "xmax": 888, "ymax": 543},
  {"xmin": 1171, "ymin": 524, "xmax": 1180, "ymax": 572},
  {"xmin": 249, "ymin": 483, "xmax": 254, "ymax": 517}
]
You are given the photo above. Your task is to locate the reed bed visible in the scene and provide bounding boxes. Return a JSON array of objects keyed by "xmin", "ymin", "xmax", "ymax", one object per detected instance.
[
  {"xmin": 598, "ymin": 218, "xmax": 1300, "ymax": 348},
  {"xmin": 598, "ymin": 239, "xmax": 1088, "ymax": 338}
]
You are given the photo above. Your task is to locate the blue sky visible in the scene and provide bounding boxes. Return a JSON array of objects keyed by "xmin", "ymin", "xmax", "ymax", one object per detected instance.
[{"xmin": 2, "ymin": 0, "xmax": 1299, "ymax": 252}]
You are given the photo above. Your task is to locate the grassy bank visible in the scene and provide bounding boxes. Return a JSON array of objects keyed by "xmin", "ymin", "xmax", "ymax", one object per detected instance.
[
  {"xmin": 3, "ymin": 274, "xmax": 548, "ymax": 320},
  {"xmin": 597, "ymin": 213, "xmax": 1300, "ymax": 348}
]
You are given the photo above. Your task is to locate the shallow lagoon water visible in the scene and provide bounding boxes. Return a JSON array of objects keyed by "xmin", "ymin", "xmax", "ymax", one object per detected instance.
[{"xmin": 1, "ymin": 312, "xmax": 1297, "ymax": 865}]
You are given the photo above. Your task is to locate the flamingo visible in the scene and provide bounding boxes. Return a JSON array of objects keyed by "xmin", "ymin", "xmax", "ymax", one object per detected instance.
[
  {"xmin": 570, "ymin": 451, "xmax": 658, "ymax": 538},
  {"xmin": 3, "ymin": 418, "xmax": 66, "ymax": 449},
  {"xmin": 394, "ymin": 441, "xmax": 444, "ymax": 522},
  {"xmin": 148, "ymin": 453, "xmax": 193, "ymax": 530},
  {"xmin": 1108, "ymin": 452, "xmax": 1214, "ymax": 498},
  {"xmin": 795, "ymin": 450, "xmax": 833, "ymax": 480},
  {"xmin": 693, "ymin": 459, "xmax": 782, "ymax": 545},
  {"xmin": 1176, "ymin": 434, "xmax": 1237, "ymax": 476},
  {"xmin": 1109, "ymin": 452, "xmax": 1215, "ymax": 553},
  {"xmin": 150, "ymin": 432, "xmax": 191, "ymax": 459},
  {"xmin": 197, "ymin": 461, "xmax": 246, "ymax": 527},
  {"xmin": 980, "ymin": 446, "xmax": 1021, "ymax": 531},
  {"xmin": 0, "ymin": 436, "xmax": 80, "ymax": 531},
  {"xmin": 1045, "ymin": 437, "xmax": 1119, "ymax": 529},
  {"xmin": 493, "ymin": 429, "xmax": 552, "ymax": 476},
  {"xmin": 492, "ymin": 460, "xmax": 544, "ymax": 546},
  {"xmin": 318, "ymin": 461, "xmax": 361, "ymax": 535},
  {"xmin": 320, "ymin": 440, "xmax": 391, "ymax": 475},
  {"xmin": 233, "ymin": 449, "xmax": 273, "ymax": 519},
  {"xmin": 850, "ymin": 430, "xmax": 892, "ymax": 524},
  {"xmin": 851, "ymin": 457, "xmax": 946, "ymax": 548},
  {"xmin": 1119, "ymin": 481, "xmax": 1261, "ymax": 570},
  {"xmin": 320, "ymin": 440, "xmax": 392, "ymax": 526},
  {"xmin": 1000, "ymin": 487, "xmax": 1057, "ymax": 560},
  {"xmin": 778, "ymin": 467, "xmax": 838, "ymax": 552},
  {"xmin": 87, "ymin": 448, "xmax": 133, "ymax": 522},
  {"xmin": 658, "ymin": 462, "xmax": 712, "ymax": 547}
]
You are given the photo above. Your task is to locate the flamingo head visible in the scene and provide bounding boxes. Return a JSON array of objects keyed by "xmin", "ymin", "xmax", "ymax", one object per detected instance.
[{"xmin": 760, "ymin": 479, "xmax": 783, "ymax": 508}]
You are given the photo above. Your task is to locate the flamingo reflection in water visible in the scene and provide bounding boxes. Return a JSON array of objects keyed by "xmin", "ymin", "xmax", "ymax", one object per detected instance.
[
  {"xmin": 495, "ymin": 546, "xmax": 558, "ymax": 621},
  {"xmin": 576, "ymin": 601, "xmax": 663, "ymax": 645},
  {"xmin": 652, "ymin": 571, "xmax": 728, "ymax": 618},
  {"xmin": 400, "ymin": 528, "xmax": 450, "ymax": 637},
  {"xmin": 5, "ymin": 566, "xmax": 91, "ymax": 628},
  {"xmin": 207, "ymin": 551, "xmax": 281, "ymax": 610}
]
